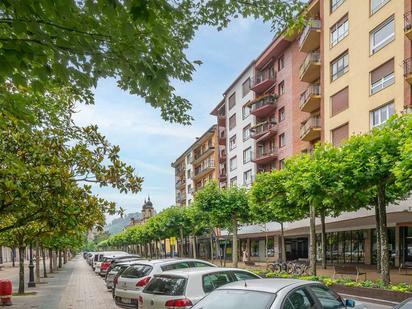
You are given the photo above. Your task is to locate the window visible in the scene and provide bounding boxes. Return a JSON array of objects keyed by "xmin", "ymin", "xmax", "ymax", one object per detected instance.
[
  {"xmin": 243, "ymin": 147, "xmax": 252, "ymax": 164},
  {"xmin": 278, "ymin": 81, "xmax": 285, "ymax": 95},
  {"xmin": 331, "ymin": 51, "xmax": 348, "ymax": 81},
  {"xmin": 243, "ymin": 169, "xmax": 253, "ymax": 185},
  {"xmin": 278, "ymin": 55, "xmax": 284, "ymax": 71},
  {"xmin": 230, "ymin": 177, "xmax": 237, "ymax": 186},
  {"xmin": 370, "ymin": 59, "xmax": 394, "ymax": 95},
  {"xmin": 192, "ymin": 261, "xmax": 213, "ymax": 268},
  {"xmin": 242, "ymin": 105, "xmax": 251, "ymax": 119},
  {"xmin": 229, "ymin": 135, "xmax": 236, "ymax": 151},
  {"xmin": 144, "ymin": 276, "xmax": 186, "ymax": 296},
  {"xmin": 331, "ymin": 123, "xmax": 349, "ymax": 147},
  {"xmin": 279, "ymin": 133, "xmax": 286, "ymax": 148},
  {"xmin": 330, "ymin": 15, "xmax": 348, "ymax": 47},
  {"xmin": 371, "ymin": 0, "xmax": 390, "ymax": 15},
  {"xmin": 279, "ymin": 159, "xmax": 285, "ymax": 169},
  {"xmin": 370, "ymin": 16, "xmax": 394, "ymax": 54},
  {"xmin": 331, "ymin": 87, "xmax": 349, "ymax": 117},
  {"xmin": 229, "ymin": 114, "xmax": 236, "ymax": 130},
  {"xmin": 284, "ymin": 288, "xmax": 315, "ymax": 309},
  {"xmin": 121, "ymin": 265, "xmax": 152, "ymax": 279},
  {"xmin": 228, "ymin": 93, "xmax": 236, "ymax": 110},
  {"xmin": 370, "ymin": 102, "xmax": 395, "ymax": 128},
  {"xmin": 243, "ymin": 124, "xmax": 251, "ymax": 141},
  {"xmin": 202, "ymin": 272, "xmax": 233, "ymax": 293},
  {"xmin": 232, "ymin": 271, "xmax": 259, "ymax": 281},
  {"xmin": 309, "ymin": 285, "xmax": 345, "ymax": 308},
  {"xmin": 242, "ymin": 78, "xmax": 251, "ymax": 97},
  {"xmin": 230, "ymin": 156, "xmax": 237, "ymax": 171},
  {"xmin": 330, "ymin": 0, "xmax": 345, "ymax": 13},
  {"xmin": 279, "ymin": 107, "xmax": 285, "ymax": 122}
]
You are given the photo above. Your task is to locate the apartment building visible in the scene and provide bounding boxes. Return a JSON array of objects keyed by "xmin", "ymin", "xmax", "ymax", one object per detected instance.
[
  {"xmin": 211, "ymin": 62, "xmax": 257, "ymax": 189},
  {"xmin": 174, "ymin": 0, "xmax": 412, "ymax": 266},
  {"xmin": 171, "ymin": 125, "xmax": 219, "ymax": 206}
]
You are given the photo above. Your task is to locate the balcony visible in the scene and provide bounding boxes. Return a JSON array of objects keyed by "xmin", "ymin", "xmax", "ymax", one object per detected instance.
[
  {"xmin": 217, "ymin": 109, "xmax": 226, "ymax": 126},
  {"xmin": 175, "ymin": 167, "xmax": 185, "ymax": 176},
  {"xmin": 300, "ymin": 115, "xmax": 321, "ymax": 142},
  {"xmin": 299, "ymin": 52, "xmax": 321, "ymax": 83},
  {"xmin": 251, "ymin": 69, "xmax": 276, "ymax": 94},
  {"xmin": 299, "ymin": 19, "xmax": 321, "ymax": 53},
  {"xmin": 218, "ymin": 130, "xmax": 226, "ymax": 145},
  {"xmin": 193, "ymin": 160, "xmax": 215, "ymax": 180},
  {"xmin": 405, "ymin": 12, "xmax": 412, "ymax": 40},
  {"xmin": 192, "ymin": 146, "xmax": 215, "ymax": 165},
  {"xmin": 176, "ymin": 178, "xmax": 186, "ymax": 189},
  {"xmin": 219, "ymin": 150, "xmax": 227, "ymax": 163},
  {"xmin": 249, "ymin": 94, "xmax": 278, "ymax": 118},
  {"xmin": 176, "ymin": 194, "xmax": 187, "ymax": 204},
  {"xmin": 252, "ymin": 145, "xmax": 278, "ymax": 165},
  {"xmin": 299, "ymin": 84, "xmax": 321, "ymax": 113},
  {"xmin": 404, "ymin": 58, "xmax": 412, "ymax": 85},
  {"xmin": 250, "ymin": 121, "xmax": 277, "ymax": 141}
]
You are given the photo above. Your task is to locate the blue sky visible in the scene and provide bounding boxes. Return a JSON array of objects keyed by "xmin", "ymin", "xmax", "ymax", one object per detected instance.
[{"xmin": 74, "ymin": 18, "xmax": 273, "ymax": 224}]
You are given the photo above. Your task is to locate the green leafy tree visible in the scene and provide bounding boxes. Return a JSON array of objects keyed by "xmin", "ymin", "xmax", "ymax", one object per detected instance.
[
  {"xmin": 195, "ymin": 182, "xmax": 251, "ymax": 267},
  {"xmin": 249, "ymin": 169, "xmax": 305, "ymax": 263},
  {"xmin": 0, "ymin": 0, "xmax": 304, "ymax": 124}
]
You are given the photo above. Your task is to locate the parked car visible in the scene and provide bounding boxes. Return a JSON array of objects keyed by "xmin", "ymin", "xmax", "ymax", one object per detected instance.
[
  {"xmin": 394, "ymin": 297, "xmax": 412, "ymax": 309},
  {"xmin": 100, "ymin": 254, "xmax": 141, "ymax": 276},
  {"xmin": 138, "ymin": 267, "xmax": 260, "ymax": 309},
  {"xmin": 106, "ymin": 261, "xmax": 137, "ymax": 291},
  {"xmin": 189, "ymin": 278, "xmax": 365, "ymax": 309},
  {"xmin": 93, "ymin": 251, "xmax": 128, "ymax": 273},
  {"xmin": 114, "ymin": 258, "xmax": 216, "ymax": 308}
]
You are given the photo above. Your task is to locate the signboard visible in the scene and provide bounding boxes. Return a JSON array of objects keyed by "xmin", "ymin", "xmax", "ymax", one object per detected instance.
[{"xmin": 170, "ymin": 237, "xmax": 177, "ymax": 246}]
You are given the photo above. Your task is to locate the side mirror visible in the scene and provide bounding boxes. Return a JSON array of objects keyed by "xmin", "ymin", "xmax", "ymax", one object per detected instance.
[{"xmin": 345, "ymin": 299, "xmax": 356, "ymax": 308}]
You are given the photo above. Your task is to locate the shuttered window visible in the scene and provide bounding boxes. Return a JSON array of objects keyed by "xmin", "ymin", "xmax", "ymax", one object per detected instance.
[
  {"xmin": 370, "ymin": 59, "xmax": 394, "ymax": 95},
  {"xmin": 229, "ymin": 93, "xmax": 236, "ymax": 110},
  {"xmin": 331, "ymin": 87, "xmax": 349, "ymax": 117},
  {"xmin": 331, "ymin": 123, "xmax": 349, "ymax": 146},
  {"xmin": 229, "ymin": 114, "xmax": 236, "ymax": 130}
]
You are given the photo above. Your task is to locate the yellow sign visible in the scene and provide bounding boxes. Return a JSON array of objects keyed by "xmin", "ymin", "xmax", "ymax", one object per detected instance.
[{"xmin": 170, "ymin": 237, "xmax": 177, "ymax": 246}]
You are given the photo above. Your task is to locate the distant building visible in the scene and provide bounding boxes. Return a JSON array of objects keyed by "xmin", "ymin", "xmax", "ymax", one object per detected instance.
[{"xmin": 126, "ymin": 197, "xmax": 156, "ymax": 228}]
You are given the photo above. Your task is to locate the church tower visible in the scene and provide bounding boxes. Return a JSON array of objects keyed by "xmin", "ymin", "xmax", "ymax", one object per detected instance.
[{"xmin": 142, "ymin": 196, "xmax": 155, "ymax": 223}]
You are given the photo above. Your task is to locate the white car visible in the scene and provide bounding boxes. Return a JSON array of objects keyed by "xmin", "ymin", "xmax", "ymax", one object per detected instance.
[
  {"xmin": 138, "ymin": 267, "xmax": 260, "ymax": 309},
  {"xmin": 93, "ymin": 251, "xmax": 128, "ymax": 273},
  {"xmin": 114, "ymin": 258, "xmax": 215, "ymax": 308},
  {"xmin": 189, "ymin": 278, "xmax": 366, "ymax": 309}
]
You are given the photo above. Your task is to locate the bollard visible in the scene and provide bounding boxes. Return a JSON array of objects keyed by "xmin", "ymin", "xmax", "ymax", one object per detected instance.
[{"xmin": 0, "ymin": 279, "xmax": 12, "ymax": 306}]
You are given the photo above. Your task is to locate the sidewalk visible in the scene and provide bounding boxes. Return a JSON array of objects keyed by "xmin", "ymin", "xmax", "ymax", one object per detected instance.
[{"xmin": 0, "ymin": 259, "xmax": 49, "ymax": 290}]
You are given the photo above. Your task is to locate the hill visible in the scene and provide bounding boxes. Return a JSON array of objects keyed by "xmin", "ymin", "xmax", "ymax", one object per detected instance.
[{"xmin": 105, "ymin": 212, "xmax": 141, "ymax": 235}]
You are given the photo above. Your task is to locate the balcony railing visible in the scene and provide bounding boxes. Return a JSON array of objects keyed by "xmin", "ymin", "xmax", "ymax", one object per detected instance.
[
  {"xmin": 176, "ymin": 178, "xmax": 186, "ymax": 187},
  {"xmin": 251, "ymin": 69, "xmax": 276, "ymax": 94},
  {"xmin": 299, "ymin": 19, "xmax": 321, "ymax": 51},
  {"xmin": 255, "ymin": 146, "xmax": 278, "ymax": 161},
  {"xmin": 251, "ymin": 121, "xmax": 277, "ymax": 139},
  {"xmin": 299, "ymin": 51, "xmax": 321, "ymax": 82},
  {"xmin": 194, "ymin": 160, "xmax": 215, "ymax": 177},
  {"xmin": 250, "ymin": 94, "xmax": 278, "ymax": 115},
  {"xmin": 404, "ymin": 58, "xmax": 412, "ymax": 85},
  {"xmin": 300, "ymin": 115, "xmax": 321, "ymax": 140},
  {"xmin": 299, "ymin": 84, "xmax": 321, "ymax": 112},
  {"xmin": 193, "ymin": 145, "xmax": 214, "ymax": 162}
]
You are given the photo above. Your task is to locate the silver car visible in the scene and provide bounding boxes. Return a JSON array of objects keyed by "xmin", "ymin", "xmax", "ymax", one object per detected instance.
[
  {"xmin": 190, "ymin": 278, "xmax": 366, "ymax": 309},
  {"xmin": 114, "ymin": 258, "xmax": 216, "ymax": 308},
  {"xmin": 138, "ymin": 267, "xmax": 260, "ymax": 309}
]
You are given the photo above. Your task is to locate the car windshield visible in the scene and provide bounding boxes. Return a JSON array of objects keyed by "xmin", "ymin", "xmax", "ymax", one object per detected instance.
[
  {"xmin": 191, "ymin": 289, "xmax": 275, "ymax": 309},
  {"xmin": 143, "ymin": 276, "xmax": 186, "ymax": 296},
  {"xmin": 121, "ymin": 265, "xmax": 152, "ymax": 279}
]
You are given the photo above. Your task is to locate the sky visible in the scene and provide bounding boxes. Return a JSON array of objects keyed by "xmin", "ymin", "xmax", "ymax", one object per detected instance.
[{"xmin": 73, "ymin": 18, "xmax": 274, "ymax": 224}]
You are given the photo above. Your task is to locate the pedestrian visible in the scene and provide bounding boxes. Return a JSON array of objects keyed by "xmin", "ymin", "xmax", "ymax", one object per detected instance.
[{"xmin": 242, "ymin": 248, "xmax": 248, "ymax": 264}]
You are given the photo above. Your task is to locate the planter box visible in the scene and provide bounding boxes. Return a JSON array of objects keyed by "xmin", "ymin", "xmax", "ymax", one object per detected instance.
[{"xmin": 331, "ymin": 284, "xmax": 412, "ymax": 303}]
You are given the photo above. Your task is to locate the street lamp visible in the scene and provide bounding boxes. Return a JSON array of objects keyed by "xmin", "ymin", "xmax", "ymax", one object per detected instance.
[{"xmin": 28, "ymin": 243, "xmax": 36, "ymax": 287}]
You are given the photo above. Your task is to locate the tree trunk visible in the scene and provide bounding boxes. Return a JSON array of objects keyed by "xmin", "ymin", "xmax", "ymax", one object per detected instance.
[
  {"xmin": 210, "ymin": 233, "xmax": 214, "ymax": 264},
  {"xmin": 179, "ymin": 227, "xmax": 185, "ymax": 258},
  {"xmin": 232, "ymin": 217, "xmax": 239, "ymax": 268},
  {"xmin": 280, "ymin": 222, "xmax": 286, "ymax": 263},
  {"xmin": 378, "ymin": 184, "xmax": 390, "ymax": 285},
  {"xmin": 58, "ymin": 250, "xmax": 62, "ymax": 268},
  {"xmin": 223, "ymin": 239, "xmax": 227, "ymax": 267},
  {"xmin": 35, "ymin": 239, "xmax": 40, "ymax": 284},
  {"xmin": 53, "ymin": 250, "xmax": 57, "ymax": 271},
  {"xmin": 309, "ymin": 205, "xmax": 317, "ymax": 276},
  {"xmin": 49, "ymin": 249, "xmax": 53, "ymax": 273},
  {"xmin": 192, "ymin": 235, "xmax": 197, "ymax": 259},
  {"xmin": 12, "ymin": 248, "xmax": 15, "ymax": 267},
  {"xmin": 18, "ymin": 247, "xmax": 25, "ymax": 294},
  {"xmin": 41, "ymin": 247, "xmax": 47, "ymax": 278},
  {"xmin": 375, "ymin": 203, "xmax": 381, "ymax": 273},
  {"xmin": 63, "ymin": 249, "xmax": 67, "ymax": 264},
  {"xmin": 321, "ymin": 209, "xmax": 327, "ymax": 269}
]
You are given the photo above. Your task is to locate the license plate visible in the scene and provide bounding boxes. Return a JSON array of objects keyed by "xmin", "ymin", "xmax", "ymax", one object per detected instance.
[{"xmin": 122, "ymin": 298, "xmax": 132, "ymax": 304}]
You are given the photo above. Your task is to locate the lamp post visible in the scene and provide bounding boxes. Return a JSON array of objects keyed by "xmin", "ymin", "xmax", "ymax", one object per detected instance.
[{"xmin": 28, "ymin": 243, "xmax": 36, "ymax": 287}]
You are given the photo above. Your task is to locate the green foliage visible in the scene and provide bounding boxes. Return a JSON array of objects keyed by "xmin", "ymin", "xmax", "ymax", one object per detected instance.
[{"xmin": 0, "ymin": 0, "xmax": 304, "ymax": 124}]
